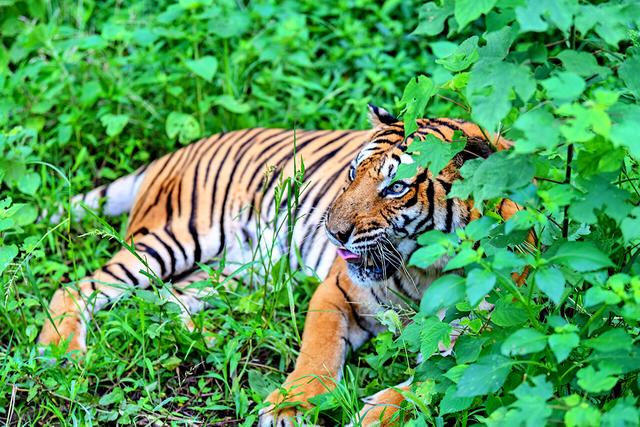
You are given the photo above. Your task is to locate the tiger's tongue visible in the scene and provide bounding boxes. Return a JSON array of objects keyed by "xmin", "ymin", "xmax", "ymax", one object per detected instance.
[{"xmin": 337, "ymin": 248, "xmax": 362, "ymax": 263}]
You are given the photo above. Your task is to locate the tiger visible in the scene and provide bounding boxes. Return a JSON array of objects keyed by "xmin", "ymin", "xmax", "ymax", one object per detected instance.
[{"xmin": 38, "ymin": 105, "xmax": 520, "ymax": 426}]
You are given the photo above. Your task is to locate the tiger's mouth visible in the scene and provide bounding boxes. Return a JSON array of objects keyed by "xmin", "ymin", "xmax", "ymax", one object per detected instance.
[{"xmin": 336, "ymin": 245, "xmax": 400, "ymax": 283}]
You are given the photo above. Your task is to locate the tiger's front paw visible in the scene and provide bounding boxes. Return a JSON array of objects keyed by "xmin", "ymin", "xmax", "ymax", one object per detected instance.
[{"xmin": 258, "ymin": 376, "xmax": 329, "ymax": 427}]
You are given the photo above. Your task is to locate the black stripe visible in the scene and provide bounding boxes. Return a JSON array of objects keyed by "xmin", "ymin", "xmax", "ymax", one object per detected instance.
[
  {"xmin": 137, "ymin": 242, "xmax": 167, "ymax": 277},
  {"xmin": 445, "ymin": 198, "xmax": 455, "ymax": 232},
  {"xmin": 426, "ymin": 179, "xmax": 435, "ymax": 221},
  {"xmin": 102, "ymin": 265, "xmax": 125, "ymax": 283},
  {"xmin": 150, "ymin": 232, "xmax": 176, "ymax": 276},
  {"xmin": 188, "ymin": 157, "xmax": 203, "ymax": 263},
  {"xmin": 164, "ymin": 225, "xmax": 188, "ymax": 263},
  {"xmin": 115, "ymin": 262, "xmax": 139, "ymax": 286}
]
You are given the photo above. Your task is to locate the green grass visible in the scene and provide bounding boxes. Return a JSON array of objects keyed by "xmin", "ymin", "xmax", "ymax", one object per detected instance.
[{"xmin": 0, "ymin": 1, "xmax": 431, "ymax": 424}]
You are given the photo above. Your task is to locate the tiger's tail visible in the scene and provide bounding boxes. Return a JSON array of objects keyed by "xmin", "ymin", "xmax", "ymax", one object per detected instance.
[{"xmin": 45, "ymin": 166, "xmax": 149, "ymax": 224}]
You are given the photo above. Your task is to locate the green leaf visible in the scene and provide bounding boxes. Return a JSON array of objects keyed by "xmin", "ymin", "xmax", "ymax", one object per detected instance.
[
  {"xmin": 435, "ymin": 36, "xmax": 479, "ymax": 72},
  {"xmin": 213, "ymin": 95, "xmax": 251, "ymax": 114},
  {"xmin": 513, "ymin": 108, "xmax": 560, "ymax": 153},
  {"xmin": 466, "ymin": 268, "xmax": 496, "ymax": 306},
  {"xmin": 467, "ymin": 58, "xmax": 535, "ymax": 130},
  {"xmin": 619, "ymin": 54, "xmax": 640, "ymax": 101},
  {"xmin": 456, "ymin": 355, "xmax": 512, "ymax": 397},
  {"xmin": 534, "ymin": 266, "xmax": 565, "ymax": 304},
  {"xmin": 515, "ymin": 0, "xmax": 575, "ymax": 33},
  {"xmin": 584, "ymin": 286, "xmax": 621, "ymax": 307},
  {"xmin": 601, "ymin": 397, "xmax": 640, "ymax": 427},
  {"xmin": 440, "ymin": 385, "xmax": 474, "ymax": 415},
  {"xmin": 185, "ymin": 55, "xmax": 218, "ymax": 82},
  {"xmin": 419, "ymin": 316, "xmax": 452, "ymax": 359},
  {"xmin": 17, "ymin": 171, "xmax": 40, "ymax": 196},
  {"xmin": 557, "ymin": 50, "xmax": 611, "ymax": 79},
  {"xmin": 400, "ymin": 75, "xmax": 437, "ymax": 137},
  {"xmin": 98, "ymin": 387, "xmax": 124, "ymax": 406},
  {"xmin": 492, "ymin": 298, "xmax": 528, "ymax": 327},
  {"xmin": 548, "ymin": 332, "xmax": 579, "ymax": 363},
  {"xmin": 420, "ymin": 274, "xmax": 465, "ymax": 315},
  {"xmin": 455, "ymin": 335, "xmax": 488, "ymax": 364},
  {"xmin": 413, "ymin": 2, "xmax": 453, "ymax": 36},
  {"xmin": 565, "ymin": 403, "xmax": 601, "ymax": 427},
  {"xmin": 501, "ymin": 328, "xmax": 548, "ymax": 356},
  {"xmin": 576, "ymin": 363, "xmax": 621, "ymax": 393},
  {"xmin": 454, "ymin": 0, "xmax": 497, "ymax": 29},
  {"xmin": 552, "ymin": 242, "xmax": 613, "ymax": 272},
  {"xmin": 0, "ymin": 244, "xmax": 18, "ymax": 275},
  {"xmin": 409, "ymin": 243, "xmax": 447, "ymax": 269},
  {"xmin": 395, "ymin": 133, "xmax": 465, "ymax": 181},
  {"xmin": 100, "ymin": 114, "xmax": 129, "ymax": 137},
  {"xmin": 445, "ymin": 248, "xmax": 479, "ymax": 271},
  {"xmin": 165, "ymin": 112, "xmax": 201, "ymax": 144},
  {"xmin": 541, "ymin": 71, "xmax": 585, "ymax": 103},
  {"xmin": 583, "ymin": 329, "xmax": 633, "ymax": 353},
  {"xmin": 449, "ymin": 151, "xmax": 535, "ymax": 207}
]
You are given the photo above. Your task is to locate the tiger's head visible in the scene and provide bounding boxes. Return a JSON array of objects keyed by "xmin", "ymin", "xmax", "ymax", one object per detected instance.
[{"xmin": 325, "ymin": 105, "xmax": 495, "ymax": 286}]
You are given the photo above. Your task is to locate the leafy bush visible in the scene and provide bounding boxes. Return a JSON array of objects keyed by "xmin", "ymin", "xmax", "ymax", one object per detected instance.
[{"xmin": 0, "ymin": 0, "xmax": 639, "ymax": 425}]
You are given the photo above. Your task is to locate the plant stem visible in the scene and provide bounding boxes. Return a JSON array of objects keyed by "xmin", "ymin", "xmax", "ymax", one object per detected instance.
[{"xmin": 562, "ymin": 144, "xmax": 574, "ymax": 238}]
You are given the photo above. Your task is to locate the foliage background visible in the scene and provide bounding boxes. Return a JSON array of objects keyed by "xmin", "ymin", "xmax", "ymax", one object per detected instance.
[{"xmin": 1, "ymin": 0, "xmax": 639, "ymax": 425}]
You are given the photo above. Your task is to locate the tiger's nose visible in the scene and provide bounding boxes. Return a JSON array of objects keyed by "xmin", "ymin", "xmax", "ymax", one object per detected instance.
[{"xmin": 332, "ymin": 225, "xmax": 355, "ymax": 246}]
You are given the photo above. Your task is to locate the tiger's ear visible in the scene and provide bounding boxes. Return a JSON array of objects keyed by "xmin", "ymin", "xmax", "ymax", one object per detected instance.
[{"xmin": 368, "ymin": 104, "xmax": 398, "ymax": 127}]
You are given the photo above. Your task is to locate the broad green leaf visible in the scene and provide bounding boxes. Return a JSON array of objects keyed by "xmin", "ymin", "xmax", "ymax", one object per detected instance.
[
  {"xmin": 513, "ymin": 108, "xmax": 560, "ymax": 153},
  {"xmin": 400, "ymin": 75, "xmax": 436, "ymax": 137},
  {"xmin": 501, "ymin": 328, "xmax": 547, "ymax": 356},
  {"xmin": 619, "ymin": 54, "xmax": 640, "ymax": 101},
  {"xmin": 576, "ymin": 363, "xmax": 621, "ymax": 393},
  {"xmin": 413, "ymin": 1, "xmax": 453, "ymax": 36},
  {"xmin": 492, "ymin": 298, "xmax": 528, "ymax": 327},
  {"xmin": 466, "ymin": 268, "xmax": 496, "ymax": 306},
  {"xmin": 583, "ymin": 329, "xmax": 633, "ymax": 353},
  {"xmin": 435, "ymin": 36, "xmax": 479, "ymax": 72},
  {"xmin": 419, "ymin": 316, "xmax": 452, "ymax": 358},
  {"xmin": 420, "ymin": 274, "xmax": 465, "ymax": 315},
  {"xmin": 534, "ymin": 266, "xmax": 565, "ymax": 304},
  {"xmin": 17, "ymin": 171, "xmax": 40, "ymax": 196},
  {"xmin": 185, "ymin": 55, "xmax": 218, "ymax": 82},
  {"xmin": 444, "ymin": 248, "xmax": 479, "ymax": 271},
  {"xmin": 542, "ymin": 71, "xmax": 585, "ymax": 103},
  {"xmin": 440, "ymin": 385, "xmax": 474, "ymax": 415},
  {"xmin": 515, "ymin": 0, "xmax": 575, "ymax": 33},
  {"xmin": 165, "ymin": 112, "xmax": 201, "ymax": 144},
  {"xmin": 456, "ymin": 355, "xmax": 512, "ymax": 397},
  {"xmin": 213, "ymin": 95, "xmax": 251, "ymax": 114},
  {"xmin": 548, "ymin": 332, "xmax": 579, "ymax": 362},
  {"xmin": 552, "ymin": 242, "xmax": 613, "ymax": 272},
  {"xmin": 557, "ymin": 50, "xmax": 611, "ymax": 78},
  {"xmin": 100, "ymin": 114, "xmax": 129, "ymax": 137},
  {"xmin": 609, "ymin": 103, "xmax": 640, "ymax": 160},
  {"xmin": 0, "ymin": 244, "xmax": 18, "ymax": 275},
  {"xmin": 569, "ymin": 175, "xmax": 632, "ymax": 225},
  {"xmin": 409, "ymin": 244, "xmax": 447, "ymax": 269},
  {"xmin": 467, "ymin": 59, "xmax": 535, "ymax": 130},
  {"xmin": 395, "ymin": 133, "xmax": 465, "ymax": 180},
  {"xmin": 621, "ymin": 206, "xmax": 640, "ymax": 243},
  {"xmin": 449, "ymin": 151, "xmax": 535, "ymax": 207},
  {"xmin": 565, "ymin": 403, "xmax": 602, "ymax": 427},
  {"xmin": 454, "ymin": 0, "xmax": 497, "ymax": 29},
  {"xmin": 98, "ymin": 387, "xmax": 124, "ymax": 406},
  {"xmin": 455, "ymin": 335, "xmax": 488, "ymax": 364},
  {"xmin": 601, "ymin": 397, "xmax": 640, "ymax": 427}
]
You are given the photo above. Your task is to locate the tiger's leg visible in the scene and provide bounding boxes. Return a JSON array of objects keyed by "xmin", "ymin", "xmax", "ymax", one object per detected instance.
[
  {"xmin": 350, "ymin": 381, "xmax": 412, "ymax": 427},
  {"xmin": 37, "ymin": 230, "xmax": 190, "ymax": 353},
  {"xmin": 259, "ymin": 260, "xmax": 373, "ymax": 427}
]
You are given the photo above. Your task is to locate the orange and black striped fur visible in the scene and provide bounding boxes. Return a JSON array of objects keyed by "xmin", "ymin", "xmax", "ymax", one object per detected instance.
[{"xmin": 39, "ymin": 105, "xmax": 520, "ymax": 426}]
